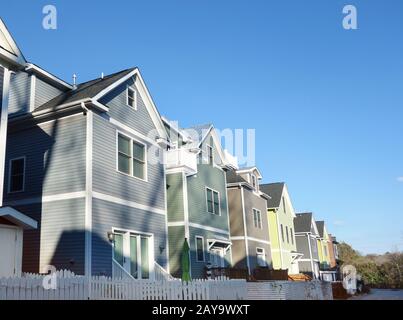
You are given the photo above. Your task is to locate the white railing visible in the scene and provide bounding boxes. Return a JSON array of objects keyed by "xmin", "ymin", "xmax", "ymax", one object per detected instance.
[
  {"xmin": 0, "ymin": 271, "xmax": 247, "ymax": 300},
  {"xmin": 154, "ymin": 263, "xmax": 176, "ymax": 281},
  {"xmin": 166, "ymin": 148, "xmax": 197, "ymax": 175},
  {"xmin": 112, "ymin": 259, "xmax": 136, "ymax": 281}
]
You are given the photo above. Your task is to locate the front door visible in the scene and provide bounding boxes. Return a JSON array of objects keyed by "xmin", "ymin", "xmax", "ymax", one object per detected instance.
[
  {"xmin": 0, "ymin": 226, "xmax": 18, "ymax": 277},
  {"xmin": 209, "ymin": 248, "xmax": 225, "ymax": 268},
  {"xmin": 113, "ymin": 231, "xmax": 152, "ymax": 279}
]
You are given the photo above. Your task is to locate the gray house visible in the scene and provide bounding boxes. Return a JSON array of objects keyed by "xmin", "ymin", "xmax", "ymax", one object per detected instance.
[
  {"xmin": 163, "ymin": 119, "xmax": 238, "ymax": 279},
  {"xmin": 294, "ymin": 212, "xmax": 320, "ymax": 279},
  {"xmin": 226, "ymin": 167, "xmax": 271, "ymax": 275},
  {"xmin": 1, "ymin": 21, "xmax": 171, "ymax": 278}
]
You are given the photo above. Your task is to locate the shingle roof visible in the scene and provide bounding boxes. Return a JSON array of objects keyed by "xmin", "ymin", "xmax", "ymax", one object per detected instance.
[
  {"xmin": 260, "ymin": 183, "xmax": 285, "ymax": 209},
  {"xmin": 294, "ymin": 212, "xmax": 313, "ymax": 233},
  {"xmin": 316, "ymin": 221, "xmax": 325, "ymax": 238},
  {"xmin": 226, "ymin": 169, "xmax": 248, "ymax": 184},
  {"xmin": 34, "ymin": 68, "xmax": 136, "ymax": 112}
]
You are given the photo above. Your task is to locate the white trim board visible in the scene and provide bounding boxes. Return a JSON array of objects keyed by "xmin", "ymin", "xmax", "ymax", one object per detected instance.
[
  {"xmin": 92, "ymin": 191, "xmax": 166, "ymax": 216},
  {"xmin": 169, "ymin": 221, "xmax": 230, "ymax": 236},
  {"xmin": 230, "ymin": 236, "xmax": 271, "ymax": 245},
  {"xmin": 3, "ymin": 191, "xmax": 87, "ymax": 206}
]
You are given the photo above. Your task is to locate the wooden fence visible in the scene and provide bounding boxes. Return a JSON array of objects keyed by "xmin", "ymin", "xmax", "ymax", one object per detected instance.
[{"xmin": 0, "ymin": 270, "xmax": 247, "ymax": 300}]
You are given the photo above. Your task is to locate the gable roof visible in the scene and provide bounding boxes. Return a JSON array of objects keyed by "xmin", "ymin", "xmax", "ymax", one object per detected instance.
[
  {"xmin": 184, "ymin": 123, "xmax": 213, "ymax": 148},
  {"xmin": 34, "ymin": 68, "xmax": 135, "ymax": 112},
  {"xmin": 226, "ymin": 169, "xmax": 248, "ymax": 184},
  {"xmin": 260, "ymin": 182, "xmax": 285, "ymax": 209},
  {"xmin": 316, "ymin": 221, "xmax": 325, "ymax": 238},
  {"xmin": 0, "ymin": 18, "xmax": 26, "ymax": 66},
  {"xmin": 294, "ymin": 212, "xmax": 317, "ymax": 234},
  {"xmin": 236, "ymin": 167, "xmax": 263, "ymax": 179}
]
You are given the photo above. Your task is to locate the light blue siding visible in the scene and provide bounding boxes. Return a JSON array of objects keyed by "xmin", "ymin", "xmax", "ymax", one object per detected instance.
[
  {"xmin": 35, "ymin": 77, "xmax": 63, "ymax": 108},
  {"xmin": 8, "ymin": 71, "xmax": 30, "ymax": 116}
]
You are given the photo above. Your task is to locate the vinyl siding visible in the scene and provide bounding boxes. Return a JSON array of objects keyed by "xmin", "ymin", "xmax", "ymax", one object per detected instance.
[
  {"xmin": 295, "ymin": 235, "xmax": 311, "ymax": 258},
  {"xmin": 35, "ymin": 77, "xmax": 63, "ymax": 108},
  {"xmin": 167, "ymin": 225, "xmax": 185, "ymax": 278},
  {"xmin": 247, "ymin": 240, "xmax": 272, "ymax": 270},
  {"xmin": 187, "ymin": 163, "xmax": 229, "ymax": 231},
  {"xmin": 227, "ymin": 188, "xmax": 244, "ymax": 237},
  {"xmin": 92, "ymin": 112, "xmax": 165, "ymax": 210},
  {"xmin": 231, "ymin": 240, "xmax": 247, "ymax": 269},
  {"xmin": 268, "ymin": 210, "xmax": 282, "ymax": 269},
  {"xmin": 0, "ymin": 66, "xmax": 4, "ymax": 109},
  {"xmin": 4, "ymin": 114, "xmax": 87, "ymax": 201},
  {"xmin": 13, "ymin": 198, "xmax": 86, "ymax": 275},
  {"xmin": 99, "ymin": 78, "xmax": 156, "ymax": 137},
  {"xmin": 243, "ymin": 188, "xmax": 269, "ymax": 242},
  {"xmin": 166, "ymin": 172, "xmax": 184, "ymax": 222},
  {"xmin": 188, "ymin": 225, "xmax": 231, "ymax": 279},
  {"xmin": 91, "ymin": 198, "xmax": 168, "ymax": 276},
  {"xmin": 8, "ymin": 71, "xmax": 30, "ymax": 116}
]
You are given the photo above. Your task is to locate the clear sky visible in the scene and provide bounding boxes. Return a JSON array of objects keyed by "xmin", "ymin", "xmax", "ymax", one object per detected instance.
[{"xmin": 2, "ymin": 0, "xmax": 402, "ymax": 254}]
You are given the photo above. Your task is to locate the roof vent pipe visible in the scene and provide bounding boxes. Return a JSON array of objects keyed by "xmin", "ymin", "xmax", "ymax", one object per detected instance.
[{"xmin": 72, "ymin": 73, "xmax": 77, "ymax": 89}]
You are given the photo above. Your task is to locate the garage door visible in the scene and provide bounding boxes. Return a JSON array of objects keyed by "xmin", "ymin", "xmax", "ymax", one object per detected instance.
[{"xmin": 0, "ymin": 226, "xmax": 17, "ymax": 277}]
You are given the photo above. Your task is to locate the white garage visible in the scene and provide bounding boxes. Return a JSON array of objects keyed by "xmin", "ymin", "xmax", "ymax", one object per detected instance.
[{"xmin": 0, "ymin": 207, "xmax": 37, "ymax": 278}]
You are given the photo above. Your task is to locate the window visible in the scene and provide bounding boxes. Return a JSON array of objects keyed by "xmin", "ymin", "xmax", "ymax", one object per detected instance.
[
  {"xmin": 282, "ymin": 197, "xmax": 287, "ymax": 214},
  {"xmin": 256, "ymin": 248, "xmax": 267, "ymax": 267},
  {"xmin": 127, "ymin": 86, "xmax": 137, "ymax": 109},
  {"xmin": 207, "ymin": 145, "xmax": 213, "ymax": 165},
  {"xmin": 286, "ymin": 226, "xmax": 289, "ymax": 243},
  {"xmin": 206, "ymin": 188, "xmax": 220, "ymax": 215},
  {"xmin": 117, "ymin": 133, "xmax": 146, "ymax": 180},
  {"xmin": 253, "ymin": 208, "xmax": 262, "ymax": 229},
  {"xmin": 9, "ymin": 157, "xmax": 25, "ymax": 193},
  {"xmin": 195, "ymin": 236, "xmax": 205, "ymax": 262},
  {"xmin": 290, "ymin": 228, "xmax": 294, "ymax": 245},
  {"xmin": 280, "ymin": 224, "xmax": 285, "ymax": 242},
  {"xmin": 324, "ymin": 245, "xmax": 328, "ymax": 257},
  {"xmin": 251, "ymin": 174, "xmax": 257, "ymax": 190}
]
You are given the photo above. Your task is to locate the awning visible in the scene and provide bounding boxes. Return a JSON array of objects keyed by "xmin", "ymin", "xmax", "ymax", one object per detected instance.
[
  {"xmin": 0, "ymin": 206, "xmax": 37, "ymax": 229},
  {"xmin": 207, "ymin": 239, "xmax": 232, "ymax": 253}
]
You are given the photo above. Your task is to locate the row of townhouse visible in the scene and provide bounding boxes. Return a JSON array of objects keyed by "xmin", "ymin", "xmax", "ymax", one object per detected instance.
[{"xmin": 0, "ymin": 18, "xmax": 340, "ymax": 281}]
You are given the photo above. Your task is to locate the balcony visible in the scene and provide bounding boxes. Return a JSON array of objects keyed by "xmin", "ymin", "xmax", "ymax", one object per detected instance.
[{"xmin": 166, "ymin": 148, "xmax": 198, "ymax": 175}]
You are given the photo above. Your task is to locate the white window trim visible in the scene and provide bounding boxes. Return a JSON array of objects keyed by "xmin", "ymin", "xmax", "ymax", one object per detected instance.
[
  {"xmin": 206, "ymin": 144, "xmax": 214, "ymax": 165},
  {"xmin": 195, "ymin": 236, "xmax": 205, "ymax": 262},
  {"xmin": 256, "ymin": 247, "xmax": 267, "ymax": 267},
  {"xmin": 252, "ymin": 208, "xmax": 262, "ymax": 229},
  {"xmin": 8, "ymin": 156, "xmax": 26, "ymax": 194},
  {"xmin": 126, "ymin": 85, "xmax": 138, "ymax": 110},
  {"xmin": 205, "ymin": 187, "xmax": 221, "ymax": 216},
  {"xmin": 111, "ymin": 227, "xmax": 155, "ymax": 280},
  {"xmin": 116, "ymin": 130, "xmax": 148, "ymax": 182}
]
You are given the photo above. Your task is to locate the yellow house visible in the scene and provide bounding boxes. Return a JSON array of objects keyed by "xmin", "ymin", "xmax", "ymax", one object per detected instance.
[
  {"xmin": 260, "ymin": 183, "xmax": 301, "ymax": 275},
  {"xmin": 316, "ymin": 221, "xmax": 332, "ymax": 270}
]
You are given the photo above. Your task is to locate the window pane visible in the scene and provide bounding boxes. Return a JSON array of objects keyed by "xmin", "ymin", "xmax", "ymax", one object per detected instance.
[
  {"xmin": 196, "ymin": 238, "xmax": 204, "ymax": 261},
  {"xmin": 207, "ymin": 189, "xmax": 213, "ymax": 213},
  {"xmin": 133, "ymin": 142, "xmax": 145, "ymax": 161},
  {"xmin": 130, "ymin": 236, "xmax": 138, "ymax": 278},
  {"xmin": 141, "ymin": 237, "xmax": 149, "ymax": 279},
  {"xmin": 118, "ymin": 135, "xmax": 131, "ymax": 155},
  {"xmin": 11, "ymin": 159, "xmax": 24, "ymax": 175},
  {"xmin": 213, "ymin": 191, "xmax": 219, "ymax": 214},
  {"xmin": 113, "ymin": 234, "xmax": 124, "ymax": 266},
  {"xmin": 133, "ymin": 159, "xmax": 144, "ymax": 179},
  {"xmin": 11, "ymin": 175, "xmax": 24, "ymax": 192},
  {"xmin": 118, "ymin": 154, "xmax": 131, "ymax": 174}
]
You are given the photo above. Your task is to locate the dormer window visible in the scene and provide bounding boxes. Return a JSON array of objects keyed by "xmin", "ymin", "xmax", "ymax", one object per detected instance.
[{"xmin": 127, "ymin": 86, "xmax": 137, "ymax": 109}]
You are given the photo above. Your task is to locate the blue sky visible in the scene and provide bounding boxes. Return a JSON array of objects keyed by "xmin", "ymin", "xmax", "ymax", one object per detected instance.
[{"xmin": 2, "ymin": 0, "xmax": 402, "ymax": 254}]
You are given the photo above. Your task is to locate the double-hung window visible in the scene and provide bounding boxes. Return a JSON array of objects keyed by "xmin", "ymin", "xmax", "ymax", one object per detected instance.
[
  {"xmin": 9, "ymin": 157, "xmax": 25, "ymax": 193},
  {"xmin": 256, "ymin": 248, "xmax": 267, "ymax": 267},
  {"xmin": 117, "ymin": 133, "xmax": 146, "ymax": 180},
  {"xmin": 280, "ymin": 224, "xmax": 285, "ymax": 242},
  {"xmin": 127, "ymin": 86, "xmax": 137, "ymax": 109},
  {"xmin": 286, "ymin": 226, "xmax": 290, "ymax": 243},
  {"xmin": 206, "ymin": 188, "xmax": 220, "ymax": 215},
  {"xmin": 290, "ymin": 228, "xmax": 294, "ymax": 245},
  {"xmin": 253, "ymin": 208, "xmax": 262, "ymax": 229},
  {"xmin": 207, "ymin": 145, "xmax": 213, "ymax": 165}
]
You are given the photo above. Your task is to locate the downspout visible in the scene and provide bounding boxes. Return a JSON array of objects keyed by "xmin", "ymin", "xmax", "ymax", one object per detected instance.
[
  {"xmin": 307, "ymin": 233, "xmax": 315, "ymax": 278},
  {"xmin": 240, "ymin": 187, "xmax": 251, "ymax": 275}
]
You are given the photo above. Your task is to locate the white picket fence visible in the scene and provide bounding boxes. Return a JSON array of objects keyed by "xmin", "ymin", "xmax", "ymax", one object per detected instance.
[{"xmin": 0, "ymin": 270, "xmax": 246, "ymax": 300}]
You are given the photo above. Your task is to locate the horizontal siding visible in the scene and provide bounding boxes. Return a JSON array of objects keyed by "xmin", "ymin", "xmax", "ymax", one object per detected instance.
[
  {"xmin": 187, "ymin": 164, "xmax": 229, "ymax": 231},
  {"xmin": 91, "ymin": 198, "xmax": 168, "ymax": 276},
  {"xmin": 4, "ymin": 114, "xmax": 87, "ymax": 201},
  {"xmin": 0, "ymin": 66, "xmax": 4, "ymax": 109},
  {"xmin": 35, "ymin": 77, "xmax": 63, "ymax": 108},
  {"xmin": 227, "ymin": 188, "xmax": 244, "ymax": 237},
  {"xmin": 188, "ymin": 225, "xmax": 231, "ymax": 279},
  {"xmin": 92, "ymin": 112, "xmax": 165, "ymax": 210},
  {"xmin": 8, "ymin": 71, "xmax": 30, "ymax": 116},
  {"xmin": 247, "ymin": 240, "xmax": 272, "ymax": 270},
  {"xmin": 166, "ymin": 172, "xmax": 184, "ymax": 222},
  {"xmin": 295, "ymin": 235, "xmax": 310, "ymax": 258},
  {"xmin": 167, "ymin": 225, "xmax": 185, "ymax": 278},
  {"xmin": 99, "ymin": 78, "xmax": 156, "ymax": 137},
  {"xmin": 13, "ymin": 198, "xmax": 86, "ymax": 275},
  {"xmin": 243, "ymin": 188, "xmax": 270, "ymax": 242}
]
